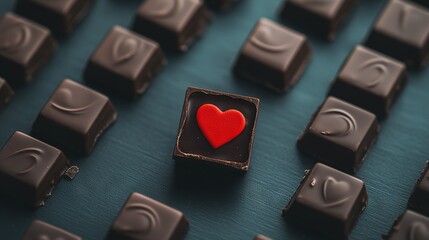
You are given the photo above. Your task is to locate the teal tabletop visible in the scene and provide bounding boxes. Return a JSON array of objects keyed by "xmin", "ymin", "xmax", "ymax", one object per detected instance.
[{"xmin": 0, "ymin": 0, "xmax": 429, "ymax": 239}]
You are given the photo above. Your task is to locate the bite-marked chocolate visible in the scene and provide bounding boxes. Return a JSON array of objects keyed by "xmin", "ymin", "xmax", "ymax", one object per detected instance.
[
  {"xmin": 409, "ymin": 161, "xmax": 429, "ymax": 216},
  {"xmin": 0, "ymin": 131, "xmax": 69, "ymax": 207},
  {"xmin": 173, "ymin": 87, "xmax": 259, "ymax": 171},
  {"xmin": 107, "ymin": 192, "xmax": 189, "ymax": 240},
  {"xmin": 279, "ymin": 0, "xmax": 357, "ymax": 40},
  {"xmin": 15, "ymin": 0, "xmax": 95, "ymax": 36},
  {"xmin": 0, "ymin": 78, "xmax": 14, "ymax": 110},
  {"xmin": 22, "ymin": 220, "xmax": 81, "ymax": 240},
  {"xmin": 383, "ymin": 210, "xmax": 429, "ymax": 240},
  {"xmin": 283, "ymin": 163, "xmax": 368, "ymax": 239},
  {"xmin": 365, "ymin": 0, "xmax": 429, "ymax": 68},
  {"xmin": 131, "ymin": 0, "xmax": 210, "ymax": 51},
  {"xmin": 233, "ymin": 18, "xmax": 311, "ymax": 92},
  {"xmin": 32, "ymin": 79, "xmax": 117, "ymax": 155},
  {"xmin": 85, "ymin": 26, "xmax": 165, "ymax": 98},
  {"xmin": 329, "ymin": 45, "xmax": 408, "ymax": 118},
  {"xmin": 0, "ymin": 12, "xmax": 56, "ymax": 84},
  {"xmin": 297, "ymin": 97, "xmax": 379, "ymax": 173}
]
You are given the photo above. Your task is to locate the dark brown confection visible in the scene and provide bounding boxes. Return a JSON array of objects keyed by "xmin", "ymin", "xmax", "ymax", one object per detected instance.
[
  {"xmin": 131, "ymin": 0, "xmax": 210, "ymax": 51},
  {"xmin": 204, "ymin": 0, "xmax": 240, "ymax": 10},
  {"xmin": 22, "ymin": 220, "xmax": 81, "ymax": 240},
  {"xmin": 297, "ymin": 97, "xmax": 379, "ymax": 173},
  {"xmin": 329, "ymin": 45, "xmax": 407, "ymax": 118},
  {"xmin": 84, "ymin": 26, "xmax": 165, "ymax": 98},
  {"xmin": 279, "ymin": 0, "xmax": 357, "ymax": 41},
  {"xmin": 173, "ymin": 87, "xmax": 259, "ymax": 171},
  {"xmin": 0, "ymin": 131, "xmax": 69, "ymax": 207},
  {"xmin": 254, "ymin": 235, "xmax": 272, "ymax": 240},
  {"xmin": 365, "ymin": 0, "xmax": 429, "ymax": 68},
  {"xmin": 32, "ymin": 79, "xmax": 117, "ymax": 155},
  {"xmin": 0, "ymin": 12, "xmax": 56, "ymax": 84},
  {"xmin": 283, "ymin": 163, "xmax": 368, "ymax": 240},
  {"xmin": 233, "ymin": 18, "xmax": 311, "ymax": 92},
  {"xmin": 383, "ymin": 210, "xmax": 429, "ymax": 239},
  {"xmin": 107, "ymin": 192, "xmax": 189, "ymax": 240},
  {"xmin": 408, "ymin": 161, "xmax": 429, "ymax": 216},
  {"xmin": 15, "ymin": 0, "xmax": 95, "ymax": 36},
  {"xmin": 0, "ymin": 78, "xmax": 14, "ymax": 109}
]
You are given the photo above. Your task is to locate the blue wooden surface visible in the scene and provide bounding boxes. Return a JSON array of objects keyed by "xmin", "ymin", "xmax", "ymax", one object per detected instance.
[{"xmin": 1, "ymin": 0, "xmax": 429, "ymax": 239}]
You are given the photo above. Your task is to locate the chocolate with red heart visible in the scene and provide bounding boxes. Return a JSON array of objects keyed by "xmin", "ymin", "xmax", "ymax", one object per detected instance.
[
  {"xmin": 383, "ymin": 210, "xmax": 429, "ymax": 240},
  {"xmin": 283, "ymin": 163, "xmax": 368, "ymax": 240},
  {"xmin": 173, "ymin": 87, "xmax": 259, "ymax": 171}
]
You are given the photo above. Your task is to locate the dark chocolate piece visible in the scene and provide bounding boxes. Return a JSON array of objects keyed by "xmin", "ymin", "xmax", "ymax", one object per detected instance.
[
  {"xmin": 233, "ymin": 18, "xmax": 311, "ymax": 92},
  {"xmin": 131, "ymin": 0, "xmax": 210, "ymax": 51},
  {"xmin": 408, "ymin": 161, "xmax": 429, "ymax": 216},
  {"xmin": 283, "ymin": 163, "xmax": 368, "ymax": 240},
  {"xmin": 32, "ymin": 79, "xmax": 117, "ymax": 155},
  {"xmin": 365, "ymin": 0, "xmax": 429, "ymax": 68},
  {"xmin": 204, "ymin": 0, "xmax": 240, "ymax": 10},
  {"xmin": 279, "ymin": 0, "xmax": 357, "ymax": 40},
  {"xmin": 107, "ymin": 192, "xmax": 189, "ymax": 240},
  {"xmin": 254, "ymin": 235, "xmax": 272, "ymax": 240},
  {"xmin": 0, "ymin": 78, "xmax": 14, "ymax": 109},
  {"xmin": 84, "ymin": 26, "xmax": 165, "ymax": 98},
  {"xmin": 15, "ymin": 0, "xmax": 95, "ymax": 36},
  {"xmin": 383, "ymin": 210, "xmax": 429, "ymax": 240},
  {"xmin": 173, "ymin": 87, "xmax": 259, "ymax": 171},
  {"xmin": 0, "ymin": 12, "xmax": 56, "ymax": 84},
  {"xmin": 22, "ymin": 220, "xmax": 81, "ymax": 240},
  {"xmin": 0, "ymin": 131, "xmax": 69, "ymax": 207},
  {"xmin": 329, "ymin": 45, "xmax": 408, "ymax": 118},
  {"xmin": 297, "ymin": 97, "xmax": 379, "ymax": 173}
]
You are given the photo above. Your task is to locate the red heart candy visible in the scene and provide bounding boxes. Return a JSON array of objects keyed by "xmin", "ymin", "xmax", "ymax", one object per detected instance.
[{"xmin": 196, "ymin": 104, "xmax": 246, "ymax": 149}]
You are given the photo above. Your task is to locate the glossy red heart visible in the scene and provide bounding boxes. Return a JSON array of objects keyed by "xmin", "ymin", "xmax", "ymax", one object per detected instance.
[{"xmin": 196, "ymin": 104, "xmax": 246, "ymax": 149}]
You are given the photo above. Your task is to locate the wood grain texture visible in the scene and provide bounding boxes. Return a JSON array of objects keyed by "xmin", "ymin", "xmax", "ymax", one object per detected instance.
[{"xmin": 1, "ymin": 0, "xmax": 429, "ymax": 239}]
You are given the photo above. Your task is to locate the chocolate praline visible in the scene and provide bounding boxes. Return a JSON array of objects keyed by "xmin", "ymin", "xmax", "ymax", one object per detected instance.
[
  {"xmin": 0, "ymin": 131, "xmax": 70, "ymax": 207},
  {"xmin": 173, "ymin": 87, "xmax": 259, "ymax": 171},
  {"xmin": 0, "ymin": 12, "xmax": 56, "ymax": 84}
]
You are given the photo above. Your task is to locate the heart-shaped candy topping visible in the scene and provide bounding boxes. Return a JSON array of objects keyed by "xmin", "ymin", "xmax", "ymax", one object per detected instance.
[{"xmin": 196, "ymin": 104, "xmax": 245, "ymax": 149}]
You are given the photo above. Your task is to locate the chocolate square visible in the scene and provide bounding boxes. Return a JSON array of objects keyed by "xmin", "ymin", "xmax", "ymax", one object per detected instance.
[
  {"xmin": 0, "ymin": 12, "xmax": 56, "ymax": 84},
  {"xmin": 0, "ymin": 78, "xmax": 14, "ymax": 110},
  {"xmin": 384, "ymin": 210, "xmax": 429, "ymax": 240},
  {"xmin": 22, "ymin": 220, "xmax": 81, "ymax": 240},
  {"xmin": 84, "ymin": 26, "xmax": 165, "ymax": 98},
  {"xmin": 297, "ymin": 97, "xmax": 379, "ymax": 173},
  {"xmin": 233, "ymin": 18, "xmax": 311, "ymax": 92},
  {"xmin": 279, "ymin": 0, "xmax": 357, "ymax": 40},
  {"xmin": 408, "ymin": 161, "xmax": 429, "ymax": 216},
  {"xmin": 131, "ymin": 0, "xmax": 209, "ymax": 51},
  {"xmin": 107, "ymin": 192, "xmax": 189, "ymax": 240},
  {"xmin": 0, "ymin": 132, "xmax": 69, "ymax": 207},
  {"xmin": 329, "ymin": 45, "xmax": 408, "ymax": 118},
  {"xmin": 15, "ymin": 0, "xmax": 95, "ymax": 36},
  {"xmin": 32, "ymin": 79, "xmax": 117, "ymax": 155},
  {"xmin": 283, "ymin": 163, "xmax": 368, "ymax": 239},
  {"xmin": 365, "ymin": 0, "xmax": 429, "ymax": 68},
  {"xmin": 173, "ymin": 87, "xmax": 259, "ymax": 171}
]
